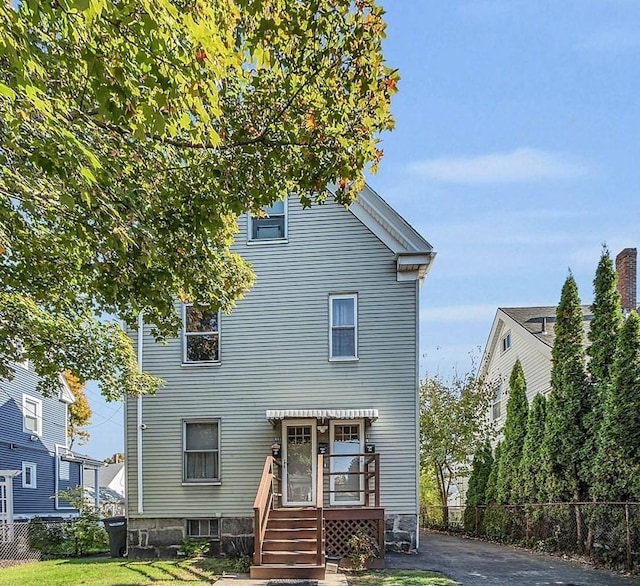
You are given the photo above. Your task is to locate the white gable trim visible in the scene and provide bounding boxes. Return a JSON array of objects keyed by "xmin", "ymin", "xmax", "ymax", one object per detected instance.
[
  {"xmin": 479, "ymin": 308, "xmax": 552, "ymax": 380},
  {"xmin": 334, "ymin": 184, "xmax": 436, "ymax": 283}
]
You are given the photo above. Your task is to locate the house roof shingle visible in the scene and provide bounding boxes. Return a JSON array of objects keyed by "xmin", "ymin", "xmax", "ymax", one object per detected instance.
[{"xmin": 500, "ymin": 305, "xmax": 593, "ymax": 349}]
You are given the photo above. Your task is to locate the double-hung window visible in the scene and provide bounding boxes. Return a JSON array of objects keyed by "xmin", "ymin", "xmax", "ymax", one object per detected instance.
[
  {"xmin": 183, "ymin": 420, "xmax": 220, "ymax": 483},
  {"xmin": 501, "ymin": 332, "xmax": 512, "ymax": 352},
  {"xmin": 248, "ymin": 198, "xmax": 287, "ymax": 241},
  {"xmin": 23, "ymin": 395, "xmax": 42, "ymax": 436},
  {"xmin": 22, "ymin": 462, "xmax": 37, "ymax": 489},
  {"xmin": 182, "ymin": 304, "xmax": 220, "ymax": 364},
  {"xmin": 492, "ymin": 383, "xmax": 503, "ymax": 420},
  {"xmin": 329, "ymin": 294, "xmax": 358, "ymax": 360}
]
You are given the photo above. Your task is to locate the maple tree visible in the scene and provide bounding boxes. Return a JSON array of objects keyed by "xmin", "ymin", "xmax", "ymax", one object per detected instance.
[{"xmin": 0, "ymin": 0, "xmax": 396, "ymax": 398}]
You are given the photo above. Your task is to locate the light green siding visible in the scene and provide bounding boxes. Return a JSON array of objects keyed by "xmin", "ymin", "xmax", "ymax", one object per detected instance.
[{"xmin": 126, "ymin": 196, "xmax": 420, "ymax": 520}]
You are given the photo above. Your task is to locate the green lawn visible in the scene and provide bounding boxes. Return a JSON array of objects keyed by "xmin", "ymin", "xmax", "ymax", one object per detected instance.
[
  {"xmin": 347, "ymin": 570, "xmax": 458, "ymax": 586},
  {"xmin": 0, "ymin": 559, "xmax": 458, "ymax": 586},
  {"xmin": 0, "ymin": 557, "xmax": 238, "ymax": 586}
]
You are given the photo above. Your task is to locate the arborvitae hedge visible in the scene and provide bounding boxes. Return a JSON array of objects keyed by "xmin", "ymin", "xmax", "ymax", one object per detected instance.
[
  {"xmin": 593, "ymin": 311, "xmax": 640, "ymax": 501},
  {"xmin": 518, "ymin": 393, "xmax": 548, "ymax": 503},
  {"xmin": 496, "ymin": 359, "xmax": 529, "ymax": 504},
  {"xmin": 543, "ymin": 275, "xmax": 590, "ymax": 502}
]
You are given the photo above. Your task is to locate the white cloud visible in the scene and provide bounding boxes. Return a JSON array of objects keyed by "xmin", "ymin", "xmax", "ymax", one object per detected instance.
[{"xmin": 408, "ymin": 148, "xmax": 589, "ymax": 184}]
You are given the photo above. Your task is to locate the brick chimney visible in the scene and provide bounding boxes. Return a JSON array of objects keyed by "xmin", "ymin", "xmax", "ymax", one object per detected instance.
[{"xmin": 616, "ymin": 248, "xmax": 637, "ymax": 313}]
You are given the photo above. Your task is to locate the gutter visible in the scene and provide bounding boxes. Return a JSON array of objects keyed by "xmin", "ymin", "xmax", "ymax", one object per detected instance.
[{"xmin": 137, "ymin": 312, "xmax": 144, "ymax": 514}]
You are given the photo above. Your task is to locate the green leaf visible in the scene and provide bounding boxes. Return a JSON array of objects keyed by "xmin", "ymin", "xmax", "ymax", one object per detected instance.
[{"xmin": 0, "ymin": 83, "xmax": 17, "ymax": 101}]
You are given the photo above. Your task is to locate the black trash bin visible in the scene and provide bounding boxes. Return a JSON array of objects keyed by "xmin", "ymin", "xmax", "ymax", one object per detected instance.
[{"xmin": 103, "ymin": 516, "xmax": 127, "ymax": 557}]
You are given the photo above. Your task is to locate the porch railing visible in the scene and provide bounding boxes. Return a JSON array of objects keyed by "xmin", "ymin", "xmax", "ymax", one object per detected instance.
[
  {"xmin": 316, "ymin": 454, "xmax": 324, "ymax": 565},
  {"xmin": 324, "ymin": 453, "xmax": 380, "ymax": 507},
  {"xmin": 253, "ymin": 456, "xmax": 280, "ymax": 566}
]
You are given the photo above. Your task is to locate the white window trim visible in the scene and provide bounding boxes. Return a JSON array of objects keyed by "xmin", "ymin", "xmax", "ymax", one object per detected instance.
[
  {"xmin": 247, "ymin": 196, "xmax": 288, "ymax": 244},
  {"xmin": 182, "ymin": 418, "xmax": 221, "ymax": 484},
  {"xmin": 329, "ymin": 293, "xmax": 358, "ymax": 361},
  {"xmin": 501, "ymin": 331, "xmax": 512, "ymax": 353},
  {"xmin": 22, "ymin": 462, "xmax": 37, "ymax": 489},
  {"xmin": 22, "ymin": 395, "xmax": 42, "ymax": 436},
  {"xmin": 181, "ymin": 304, "xmax": 221, "ymax": 366}
]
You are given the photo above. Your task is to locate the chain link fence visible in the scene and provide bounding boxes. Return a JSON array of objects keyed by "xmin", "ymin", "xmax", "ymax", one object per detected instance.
[
  {"xmin": 421, "ymin": 502, "xmax": 640, "ymax": 573},
  {"xmin": 0, "ymin": 521, "xmax": 41, "ymax": 568},
  {"xmin": 1, "ymin": 517, "xmax": 109, "ymax": 567}
]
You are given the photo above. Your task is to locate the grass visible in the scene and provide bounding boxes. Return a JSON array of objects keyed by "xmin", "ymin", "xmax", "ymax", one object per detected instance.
[
  {"xmin": 0, "ymin": 556, "xmax": 246, "ymax": 586},
  {"xmin": 347, "ymin": 569, "xmax": 458, "ymax": 586}
]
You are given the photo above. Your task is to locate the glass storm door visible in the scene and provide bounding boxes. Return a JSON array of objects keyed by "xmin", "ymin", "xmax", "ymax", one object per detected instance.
[
  {"xmin": 282, "ymin": 421, "xmax": 316, "ymax": 506},
  {"xmin": 330, "ymin": 420, "xmax": 365, "ymax": 505}
]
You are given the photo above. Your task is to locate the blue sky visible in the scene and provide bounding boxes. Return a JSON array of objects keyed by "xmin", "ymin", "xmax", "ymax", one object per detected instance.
[{"xmin": 83, "ymin": 1, "xmax": 640, "ymax": 460}]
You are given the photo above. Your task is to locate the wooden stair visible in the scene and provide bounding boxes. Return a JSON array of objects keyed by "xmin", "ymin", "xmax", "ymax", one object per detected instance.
[{"xmin": 250, "ymin": 508, "xmax": 325, "ymax": 580}]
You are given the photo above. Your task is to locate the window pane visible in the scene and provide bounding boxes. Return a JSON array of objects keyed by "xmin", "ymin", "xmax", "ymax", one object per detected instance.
[
  {"xmin": 185, "ymin": 307, "xmax": 218, "ymax": 333},
  {"xmin": 332, "ymin": 328, "xmax": 355, "ymax": 357},
  {"xmin": 25, "ymin": 415, "xmax": 38, "ymax": 432},
  {"xmin": 24, "ymin": 400, "xmax": 37, "ymax": 418},
  {"xmin": 332, "ymin": 298, "xmax": 354, "ymax": 326},
  {"xmin": 186, "ymin": 334, "xmax": 219, "ymax": 362},
  {"xmin": 263, "ymin": 200, "xmax": 285, "ymax": 216},
  {"xmin": 186, "ymin": 422, "xmax": 218, "ymax": 450},
  {"xmin": 186, "ymin": 452, "xmax": 218, "ymax": 480},
  {"xmin": 252, "ymin": 217, "xmax": 284, "ymax": 239}
]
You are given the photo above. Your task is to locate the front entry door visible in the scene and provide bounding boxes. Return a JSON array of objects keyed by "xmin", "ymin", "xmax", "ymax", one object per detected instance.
[
  {"xmin": 330, "ymin": 420, "xmax": 365, "ymax": 505},
  {"xmin": 282, "ymin": 420, "xmax": 316, "ymax": 507}
]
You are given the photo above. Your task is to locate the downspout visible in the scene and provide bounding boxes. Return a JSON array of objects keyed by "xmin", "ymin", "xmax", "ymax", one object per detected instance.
[
  {"xmin": 414, "ymin": 279, "xmax": 421, "ymax": 549},
  {"xmin": 137, "ymin": 312, "xmax": 144, "ymax": 514}
]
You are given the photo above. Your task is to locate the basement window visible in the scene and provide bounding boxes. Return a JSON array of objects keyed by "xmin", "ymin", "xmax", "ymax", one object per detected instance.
[{"xmin": 187, "ymin": 519, "xmax": 220, "ymax": 540}]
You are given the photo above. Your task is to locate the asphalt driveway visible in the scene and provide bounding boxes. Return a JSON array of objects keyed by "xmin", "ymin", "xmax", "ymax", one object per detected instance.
[{"xmin": 385, "ymin": 531, "xmax": 640, "ymax": 586}]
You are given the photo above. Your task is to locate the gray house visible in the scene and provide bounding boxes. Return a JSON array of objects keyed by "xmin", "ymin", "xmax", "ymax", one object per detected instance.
[{"xmin": 125, "ymin": 186, "xmax": 435, "ymax": 578}]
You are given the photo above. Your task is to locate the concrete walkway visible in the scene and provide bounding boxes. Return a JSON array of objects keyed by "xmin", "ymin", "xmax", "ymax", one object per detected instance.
[
  {"xmin": 386, "ymin": 531, "xmax": 640, "ymax": 586},
  {"xmin": 214, "ymin": 572, "xmax": 348, "ymax": 586}
]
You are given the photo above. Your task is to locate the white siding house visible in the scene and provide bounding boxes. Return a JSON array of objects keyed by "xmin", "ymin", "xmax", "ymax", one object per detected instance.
[
  {"xmin": 480, "ymin": 306, "xmax": 593, "ymax": 439},
  {"xmin": 124, "ymin": 185, "xmax": 435, "ymax": 573}
]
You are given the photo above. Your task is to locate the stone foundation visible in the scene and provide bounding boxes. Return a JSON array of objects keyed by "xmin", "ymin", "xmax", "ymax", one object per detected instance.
[
  {"xmin": 127, "ymin": 517, "xmax": 254, "ymax": 559},
  {"xmin": 384, "ymin": 513, "xmax": 417, "ymax": 552},
  {"xmin": 127, "ymin": 513, "xmax": 416, "ymax": 558}
]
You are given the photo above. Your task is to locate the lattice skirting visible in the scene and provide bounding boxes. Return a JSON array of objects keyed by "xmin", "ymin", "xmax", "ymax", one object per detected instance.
[{"xmin": 324, "ymin": 508, "xmax": 385, "ymax": 559}]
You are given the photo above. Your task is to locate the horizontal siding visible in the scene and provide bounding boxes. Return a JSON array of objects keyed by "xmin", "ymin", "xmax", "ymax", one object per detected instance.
[
  {"xmin": 127, "ymin": 197, "xmax": 419, "ymax": 519},
  {"xmin": 0, "ymin": 366, "xmax": 76, "ymax": 516},
  {"xmin": 487, "ymin": 322, "xmax": 552, "ymax": 440}
]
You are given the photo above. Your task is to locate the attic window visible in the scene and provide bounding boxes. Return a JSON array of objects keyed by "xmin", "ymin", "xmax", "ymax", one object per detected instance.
[
  {"xmin": 248, "ymin": 198, "xmax": 287, "ymax": 242},
  {"xmin": 501, "ymin": 332, "xmax": 512, "ymax": 353}
]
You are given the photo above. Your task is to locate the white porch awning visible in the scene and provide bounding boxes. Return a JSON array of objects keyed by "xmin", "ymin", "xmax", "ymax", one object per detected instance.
[{"xmin": 266, "ymin": 408, "xmax": 378, "ymax": 425}]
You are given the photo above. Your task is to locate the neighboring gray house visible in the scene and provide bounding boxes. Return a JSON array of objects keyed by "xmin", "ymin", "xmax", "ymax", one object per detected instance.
[{"xmin": 125, "ymin": 185, "xmax": 435, "ymax": 578}]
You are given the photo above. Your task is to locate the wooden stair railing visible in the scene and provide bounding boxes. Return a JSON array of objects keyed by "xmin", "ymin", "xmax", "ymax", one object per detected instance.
[
  {"xmin": 253, "ymin": 456, "xmax": 276, "ymax": 567},
  {"xmin": 316, "ymin": 453, "xmax": 324, "ymax": 566}
]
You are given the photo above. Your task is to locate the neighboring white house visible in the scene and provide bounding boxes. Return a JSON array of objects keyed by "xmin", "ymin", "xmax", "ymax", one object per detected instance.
[
  {"xmin": 124, "ymin": 185, "xmax": 436, "ymax": 577},
  {"xmin": 85, "ymin": 463, "xmax": 125, "ymax": 517},
  {"xmin": 479, "ymin": 306, "xmax": 593, "ymax": 438}
]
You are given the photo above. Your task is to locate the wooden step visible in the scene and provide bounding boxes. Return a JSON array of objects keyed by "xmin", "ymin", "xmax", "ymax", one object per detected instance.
[
  {"xmin": 270, "ymin": 507, "xmax": 317, "ymax": 519},
  {"xmin": 262, "ymin": 550, "xmax": 318, "ymax": 565},
  {"xmin": 263, "ymin": 538, "xmax": 318, "ymax": 552},
  {"xmin": 250, "ymin": 564, "xmax": 326, "ymax": 580},
  {"xmin": 265, "ymin": 527, "xmax": 318, "ymax": 540},
  {"xmin": 267, "ymin": 517, "xmax": 317, "ymax": 529}
]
